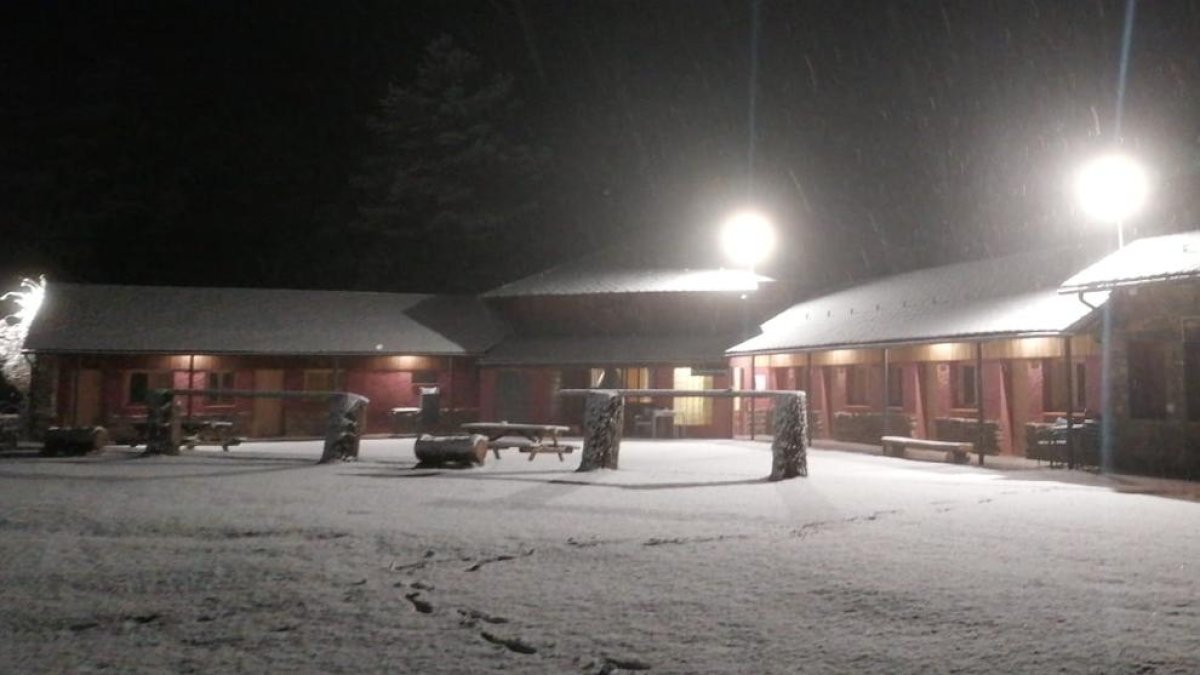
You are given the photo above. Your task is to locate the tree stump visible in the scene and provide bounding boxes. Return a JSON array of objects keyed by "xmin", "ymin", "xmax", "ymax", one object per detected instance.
[
  {"xmin": 769, "ymin": 392, "xmax": 808, "ymax": 480},
  {"xmin": 320, "ymin": 393, "xmax": 369, "ymax": 463},
  {"xmin": 414, "ymin": 434, "xmax": 488, "ymax": 466},
  {"xmin": 577, "ymin": 390, "xmax": 623, "ymax": 471},
  {"xmin": 143, "ymin": 389, "xmax": 181, "ymax": 456}
]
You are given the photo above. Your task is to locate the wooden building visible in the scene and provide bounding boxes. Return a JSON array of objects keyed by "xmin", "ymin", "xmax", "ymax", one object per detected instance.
[
  {"xmin": 22, "ymin": 284, "xmax": 506, "ymax": 440},
  {"xmin": 477, "ymin": 265, "xmax": 781, "ymax": 437},
  {"xmin": 1059, "ymin": 231, "xmax": 1200, "ymax": 478},
  {"xmin": 727, "ymin": 246, "xmax": 1106, "ymax": 457}
]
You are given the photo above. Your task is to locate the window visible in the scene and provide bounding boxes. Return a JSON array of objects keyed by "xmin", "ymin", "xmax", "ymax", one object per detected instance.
[
  {"xmin": 303, "ymin": 369, "xmax": 336, "ymax": 392},
  {"xmin": 952, "ymin": 363, "xmax": 977, "ymax": 408},
  {"xmin": 127, "ymin": 371, "xmax": 173, "ymax": 405},
  {"xmin": 845, "ymin": 365, "xmax": 869, "ymax": 406},
  {"xmin": 887, "ymin": 365, "xmax": 904, "ymax": 408},
  {"xmin": 206, "ymin": 371, "xmax": 236, "ymax": 404},
  {"xmin": 1128, "ymin": 341, "xmax": 1168, "ymax": 420},
  {"xmin": 672, "ymin": 367, "xmax": 713, "ymax": 426}
]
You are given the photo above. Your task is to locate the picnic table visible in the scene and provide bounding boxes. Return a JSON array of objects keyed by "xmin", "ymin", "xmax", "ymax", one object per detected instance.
[
  {"xmin": 460, "ymin": 422, "xmax": 574, "ymax": 461},
  {"xmin": 130, "ymin": 418, "xmax": 242, "ymax": 451}
]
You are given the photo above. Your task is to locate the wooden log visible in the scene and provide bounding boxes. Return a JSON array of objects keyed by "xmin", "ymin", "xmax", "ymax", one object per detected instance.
[
  {"xmin": 578, "ymin": 390, "xmax": 624, "ymax": 472},
  {"xmin": 41, "ymin": 426, "xmax": 110, "ymax": 457},
  {"xmin": 414, "ymin": 434, "xmax": 488, "ymax": 466},
  {"xmin": 769, "ymin": 393, "xmax": 808, "ymax": 480}
]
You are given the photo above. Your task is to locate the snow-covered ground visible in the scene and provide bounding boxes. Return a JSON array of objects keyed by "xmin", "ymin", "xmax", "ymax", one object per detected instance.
[{"xmin": 1, "ymin": 438, "xmax": 1197, "ymax": 674}]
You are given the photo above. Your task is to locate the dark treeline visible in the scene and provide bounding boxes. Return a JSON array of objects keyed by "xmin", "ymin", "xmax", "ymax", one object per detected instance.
[{"xmin": 2, "ymin": 1, "xmax": 1199, "ymax": 294}]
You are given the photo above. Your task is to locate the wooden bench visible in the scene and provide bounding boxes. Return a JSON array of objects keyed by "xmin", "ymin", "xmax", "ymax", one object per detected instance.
[
  {"xmin": 518, "ymin": 443, "xmax": 576, "ymax": 461},
  {"xmin": 880, "ymin": 436, "xmax": 973, "ymax": 464}
]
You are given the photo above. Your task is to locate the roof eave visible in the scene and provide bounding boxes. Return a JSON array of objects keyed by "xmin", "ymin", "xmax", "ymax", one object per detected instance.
[{"xmin": 726, "ymin": 329, "xmax": 1080, "ymax": 357}]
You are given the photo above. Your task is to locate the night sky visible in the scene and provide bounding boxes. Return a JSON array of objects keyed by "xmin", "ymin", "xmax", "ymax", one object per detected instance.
[{"xmin": 2, "ymin": 1, "xmax": 1199, "ymax": 295}]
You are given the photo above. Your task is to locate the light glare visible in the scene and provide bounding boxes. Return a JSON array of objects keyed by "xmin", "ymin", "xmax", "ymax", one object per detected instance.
[
  {"xmin": 720, "ymin": 211, "xmax": 775, "ymax": 268},
  {"xmin": 1075, "ymin": 154, "xmax": 1149, "ymax": 223}
]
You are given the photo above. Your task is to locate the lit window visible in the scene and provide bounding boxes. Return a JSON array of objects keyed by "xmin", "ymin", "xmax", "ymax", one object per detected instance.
[{"xmin": 672, "ymin": 367, "xmax": 714, "ymax": 426}]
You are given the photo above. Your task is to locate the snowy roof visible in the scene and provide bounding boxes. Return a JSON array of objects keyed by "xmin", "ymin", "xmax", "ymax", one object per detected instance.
[
  {"xmin": 482, "ymin": 265, "xmax": 770, "ymax": 298},
  {"xmin": 480, "ymin": 333, "xmax": 740, "ymax": 367},
  {"xmin": 1058, "ymin": 230, "xmax": 1200, "ymax": 293},
  {"xmin": 728, "ymin": 247, "xmax": 1104, "ymax": 355},
  {"xmin": 23, "ymin": 283, "xmax": 507, "ymax": 356}
]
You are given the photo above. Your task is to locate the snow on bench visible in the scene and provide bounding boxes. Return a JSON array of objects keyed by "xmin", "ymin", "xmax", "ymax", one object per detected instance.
[{"xmin": 880, "ymin": 436, "xmax": 973, "ymax": 464}]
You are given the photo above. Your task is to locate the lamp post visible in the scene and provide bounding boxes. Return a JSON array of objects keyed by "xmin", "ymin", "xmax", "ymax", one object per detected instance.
[
  {"xmin": 1074, "ymin": 153, "xmax": 1147, "ymax": 475},
  {"xmin": 721, "ymin": 210, "xmax": 774, "ymax": 439}
]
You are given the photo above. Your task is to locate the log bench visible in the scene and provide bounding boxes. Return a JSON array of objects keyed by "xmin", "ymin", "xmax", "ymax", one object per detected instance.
[{"xmin": 880, "ymin": 435, "xmax": 973, "ymax": 464}]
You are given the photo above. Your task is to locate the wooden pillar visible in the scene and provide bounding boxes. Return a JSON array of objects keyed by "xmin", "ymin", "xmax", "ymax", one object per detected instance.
[
  {"xmin": 1064, "ymin": 337, "xmax": 1075, "ymax": 469},
  {"xmin": 446, "ymin": 357, "xmax": 455, "ymax": 416},
  {"xmin": 332, "ymin": 356, "xmax": 342, "ymax": 391},
  {"xmin": 975, "ymin": 342, "xmax": 985, "ymax": 466},
  {"xmin": 72, "ymin": 355, "xmax": 82, "ymax": 426},
  {"xmin": 187, "ymin": 354, "xmax": 196, "ymax": 423},
  {"xmin": 806, "ymin": 352, "xmax": 814, "ymax": 444},
  {"xmin": 749, "ymin": 354, "xmax": 757, "ymax": 440},
  {"xmin": 881, "ymin": 348, "xmax": 889, "ymax": 439}
]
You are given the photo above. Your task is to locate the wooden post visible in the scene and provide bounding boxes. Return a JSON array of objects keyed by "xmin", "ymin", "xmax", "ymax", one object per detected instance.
[
  {"xmin": 806, "ymin": 352, "xmax": 814, "ymax": 444},
  {"xmin": 975, "ymin": 342, "xmax": 985, "ymax": 466},
  {"xmin": 72, "ymin": 355, "xmax": 81, "ymax": 426},
  {"xmin": 769, "ymin": 392, "xmax": 808, "ymax": 480},
  {"xmin": 447, "ymin": 357, "xmax": 455, "ymax": 418},
  {"xmin": 577, "ymin": 390, "xmax": 623, "ymax": 471},
  {"xmin": 881, "ymin": 348, "xmax": 889, "ymax": 439},
  {"xmin": 187, "ymin": 354, "xmax": 196, "ymax": 424},
  {"xmin": 748, "ymin": 355, "xmax": 757, "ymax": 440},
  {"xmin": 1064, "ymin": 336, "xmax": 1075, "ymax": 469},
  {"xmin": 332, "ymin": 356, "xmax": 342, "ymax": 391}
]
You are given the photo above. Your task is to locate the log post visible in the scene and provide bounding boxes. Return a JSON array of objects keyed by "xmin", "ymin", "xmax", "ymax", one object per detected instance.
[
  {"xmin": 143, "ymin": 389, "xmax": 182, "ymax": 456},
  {"xmin": 320, "ymin": 392, "xmax": 369, "ymax": 463},
  {"xmin": 577, "ymin": 390, "xmax": 623, "ymax": 471},
  {"xmin": 769, "ymin": 392, "xmax": 808, "ymax": 480}
]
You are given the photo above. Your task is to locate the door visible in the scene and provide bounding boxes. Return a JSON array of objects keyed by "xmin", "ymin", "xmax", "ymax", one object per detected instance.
[
  {"xmin": 74, "ymin": 369, "xmax": 102, "ymax": 426},
  {"xmin": 252, "ymin": 370, "xmax": 284, "ymax": 437},
  {"xmin": 495, "ymin": 370, "xmax": 530, "ymax": 422}
]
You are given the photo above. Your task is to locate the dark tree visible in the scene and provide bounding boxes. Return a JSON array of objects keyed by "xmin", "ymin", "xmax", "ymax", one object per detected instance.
[{"xmin": 353, "ymin": 36, "xmax": 548, "ymax": 290}]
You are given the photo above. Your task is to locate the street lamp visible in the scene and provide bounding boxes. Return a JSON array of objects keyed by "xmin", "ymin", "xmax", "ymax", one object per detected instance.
[
  {"xmin": 1075, "ymin": 153, "xmax": 1149, "ymax": 248},
  {"xmin": 720, "ymin": 210, "xmax": 775, "ymax": 270}
]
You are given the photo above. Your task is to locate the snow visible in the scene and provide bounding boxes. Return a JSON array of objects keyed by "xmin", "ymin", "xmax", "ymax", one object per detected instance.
[{"xmin": 1, "ymin": 438, "xmax": 1197, "ymax": 673}]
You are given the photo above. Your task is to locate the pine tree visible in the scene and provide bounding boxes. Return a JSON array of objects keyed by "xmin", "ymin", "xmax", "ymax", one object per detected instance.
[{"xmin": 353, "ymin": 36, "xmax": 548, "ymax": 287}]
